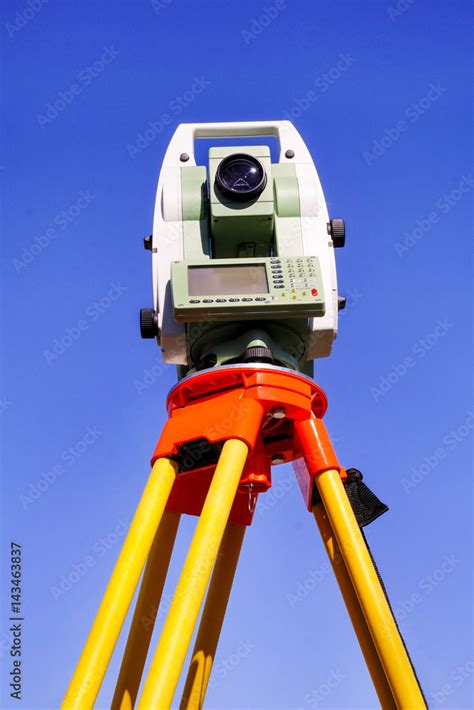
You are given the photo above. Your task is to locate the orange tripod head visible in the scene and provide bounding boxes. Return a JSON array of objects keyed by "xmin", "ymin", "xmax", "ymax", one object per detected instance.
[{"xmin": 152, "ymin": 363, "xmax": 345, "ymax": 525}]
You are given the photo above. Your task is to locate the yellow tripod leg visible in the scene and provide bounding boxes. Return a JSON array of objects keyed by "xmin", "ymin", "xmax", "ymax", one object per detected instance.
[
  {"xmin": 61, "ymin": 457, "xmax": 178, "ymax": 710},
  {"xmin": 138, "ymin": 439, "xmax": 249, "ymax": 709},
  {"xmin": 111, "ymin": 510, "xmax": 181, "ymax": 710},
  {"xmin": 313, "ymin": 503, "xmax": 396, "ymax": 709},
  {"xmin": 315, "ymin": 470, "xmax": 426, "ymax": 709},
  {"xmin": 179, "ymin": 522, "xmax": 246, "ymax": 710}
]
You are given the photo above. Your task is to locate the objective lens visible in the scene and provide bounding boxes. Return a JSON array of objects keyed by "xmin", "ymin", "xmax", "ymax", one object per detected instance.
[{"xmin": 215, "ymin": 153, "xmax": 266, "ymax": 201}]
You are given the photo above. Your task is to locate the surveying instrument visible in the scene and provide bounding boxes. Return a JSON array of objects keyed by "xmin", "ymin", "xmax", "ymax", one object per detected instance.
[{"xmin": 62, "ymin": 121, "xmax": 426, "ymax": 709}]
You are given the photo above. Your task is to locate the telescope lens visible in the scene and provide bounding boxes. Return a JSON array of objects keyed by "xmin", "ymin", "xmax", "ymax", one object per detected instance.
[{"xmin": 215, "ymin": 154, "xmax": 266, "ymax": 201}]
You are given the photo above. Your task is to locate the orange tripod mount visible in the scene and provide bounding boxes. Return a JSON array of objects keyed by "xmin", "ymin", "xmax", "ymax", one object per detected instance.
[
  {"xmin": 154, "ymin": 364, "xmax": 344, "ymax": 525},
  {"xmin": 61, "ymin": 364, "xmax": 426, "ymax": 710}
]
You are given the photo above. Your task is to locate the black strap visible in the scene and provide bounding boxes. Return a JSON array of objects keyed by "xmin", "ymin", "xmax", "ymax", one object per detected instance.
[
  {"xmin": 312, "ymin": 467, "xmax": 388, "ymax": 527},
  {"xmin": 361, "ymin": 527, "xmax": 428, "ymax": 705},
  {"xmin": 344, "ymin": 468, "xmax": 389, "ymax": 527}
]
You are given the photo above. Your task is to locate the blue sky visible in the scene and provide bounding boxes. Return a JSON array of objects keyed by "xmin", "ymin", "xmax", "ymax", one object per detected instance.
[{"xmin": 1, "ymin": 0, "xmax": 472, "ymax": 708}]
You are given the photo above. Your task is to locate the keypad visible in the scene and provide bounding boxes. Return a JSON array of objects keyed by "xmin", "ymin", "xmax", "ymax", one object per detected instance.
[{"xmin": 282, "ymin": 256, "xmax": 320, "ymax": 291}]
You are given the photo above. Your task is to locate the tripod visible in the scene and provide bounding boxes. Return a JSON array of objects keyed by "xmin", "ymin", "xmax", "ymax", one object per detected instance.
[{"xmin": 61, "ymin": 364, "xmax": 426, "ymax": 709}]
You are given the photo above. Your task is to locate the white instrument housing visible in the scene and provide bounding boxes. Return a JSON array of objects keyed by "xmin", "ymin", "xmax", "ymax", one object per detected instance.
[{"xmin": 151, "ymin": 121, "xmax": 339, "ymax": 364}]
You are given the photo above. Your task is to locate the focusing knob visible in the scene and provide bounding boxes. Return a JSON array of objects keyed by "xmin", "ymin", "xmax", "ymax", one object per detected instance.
[
  {"xmin": 338, "ymin": 296, "xmax": 347, "ymax": 311},
  {"xmin": 328, "ymin": 218, "xmax": 345, "ymax": 248},
  {"xmin": 140, "ymin": 308, "xmax": 158, "ymax": 339},
  {"xmin": 242, "ymin": 346, "xmax": 274, "ymax": 364}
]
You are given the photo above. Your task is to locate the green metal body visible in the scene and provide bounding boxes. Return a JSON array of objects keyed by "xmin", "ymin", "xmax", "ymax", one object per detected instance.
[
  {"xmin": 209, "ymin": 146, "xmax": 274, "ymax": 258},
  {"xmin": 175, "ymin": 145, "xmax": 321, "ymax": 374}
]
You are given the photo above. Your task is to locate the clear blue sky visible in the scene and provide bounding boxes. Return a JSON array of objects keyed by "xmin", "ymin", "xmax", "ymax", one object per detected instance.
[{"xmin": 1, "ymin": 1, "xmax": 472, "ymax": 708}]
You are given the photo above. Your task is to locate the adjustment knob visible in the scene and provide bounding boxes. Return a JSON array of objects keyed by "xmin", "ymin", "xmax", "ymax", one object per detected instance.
[
  {"xmin": 242, "ymin": 346, "xmax": 274, "ymax": 364},
  {"xmin": 140, "ymin": 308, "xmax": 158, "ymax": 339},
  {"xmin": 143, "ymin": 234, "xmax": 152, "ymax": 251},
  {"xmin": 338, "ymin": 296, "xmax": 346, "ymax": 311},
  {"xmin": 328, "ymin": 218, "xmax": 345, "ymax": 248}
]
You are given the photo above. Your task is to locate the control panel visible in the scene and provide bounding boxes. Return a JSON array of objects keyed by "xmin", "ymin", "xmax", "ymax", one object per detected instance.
[{"xmin": 171, "ymin": 256, "xmax": 325, "ymax": 322}]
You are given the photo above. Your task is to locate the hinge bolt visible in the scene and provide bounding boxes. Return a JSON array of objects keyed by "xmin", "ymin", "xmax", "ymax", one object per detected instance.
[{"xmin": 270, "ymin": 406, "xmax": 286, "ymax": 420}]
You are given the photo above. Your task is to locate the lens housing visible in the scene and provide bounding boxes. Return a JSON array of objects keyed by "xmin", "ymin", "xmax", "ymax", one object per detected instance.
[{"xmin": 215, "ymin": 153, "xmax": 267, "ymax": 202}]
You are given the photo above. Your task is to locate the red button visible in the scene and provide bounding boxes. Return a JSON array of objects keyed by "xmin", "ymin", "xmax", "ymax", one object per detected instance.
[{"xmin": 311, "ymin": 288, "xmax": 318, "ymax": 296}]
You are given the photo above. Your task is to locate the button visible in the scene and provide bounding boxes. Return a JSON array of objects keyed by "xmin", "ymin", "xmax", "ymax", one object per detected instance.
[
  {"xmin": 311, "ymin": 288, "xmax": 318, "ymax": 296},
  {"xmin": 229, "ymin": 298, "xmax": 240, "ymax": 302},
  {"xmin": 271, "ymin": 265, "xmax": 282, "ymax": 270},
  {"xmin": 255, "ymin": 297, "xmax": 266, "ymax": 301},
  {"xmin": 242, "ymin": 297, "xmax": 253, "ymax": 302},
  {"xmin": 189, "ymin": 299, "xmax": 200, "ymax": 304},
  {"xmin": 275, "ymin": 285, "xmax": 284, "ymax": 289},
  {"xmin": 203, "ymin": 299, "xmax": 214, "ymax": 303},
  {"xmin": 216, "ymin": 298, "xmax": 227, "ymax": 303}
]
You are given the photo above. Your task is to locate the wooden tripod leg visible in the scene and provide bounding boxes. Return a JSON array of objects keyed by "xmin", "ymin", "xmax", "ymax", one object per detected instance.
[
  {"xmin": 111, "ymin": 510, "xmax": 181, "ymax": 710},
  {"xmin": 179, "ymin": 522, "xmax": 246, "ymax": 710}
]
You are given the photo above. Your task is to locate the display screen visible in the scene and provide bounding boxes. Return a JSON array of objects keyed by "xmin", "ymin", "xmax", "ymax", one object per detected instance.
[{"xmin": 188, "ymin": 264, "xmax": 268, "ymax": 296}]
